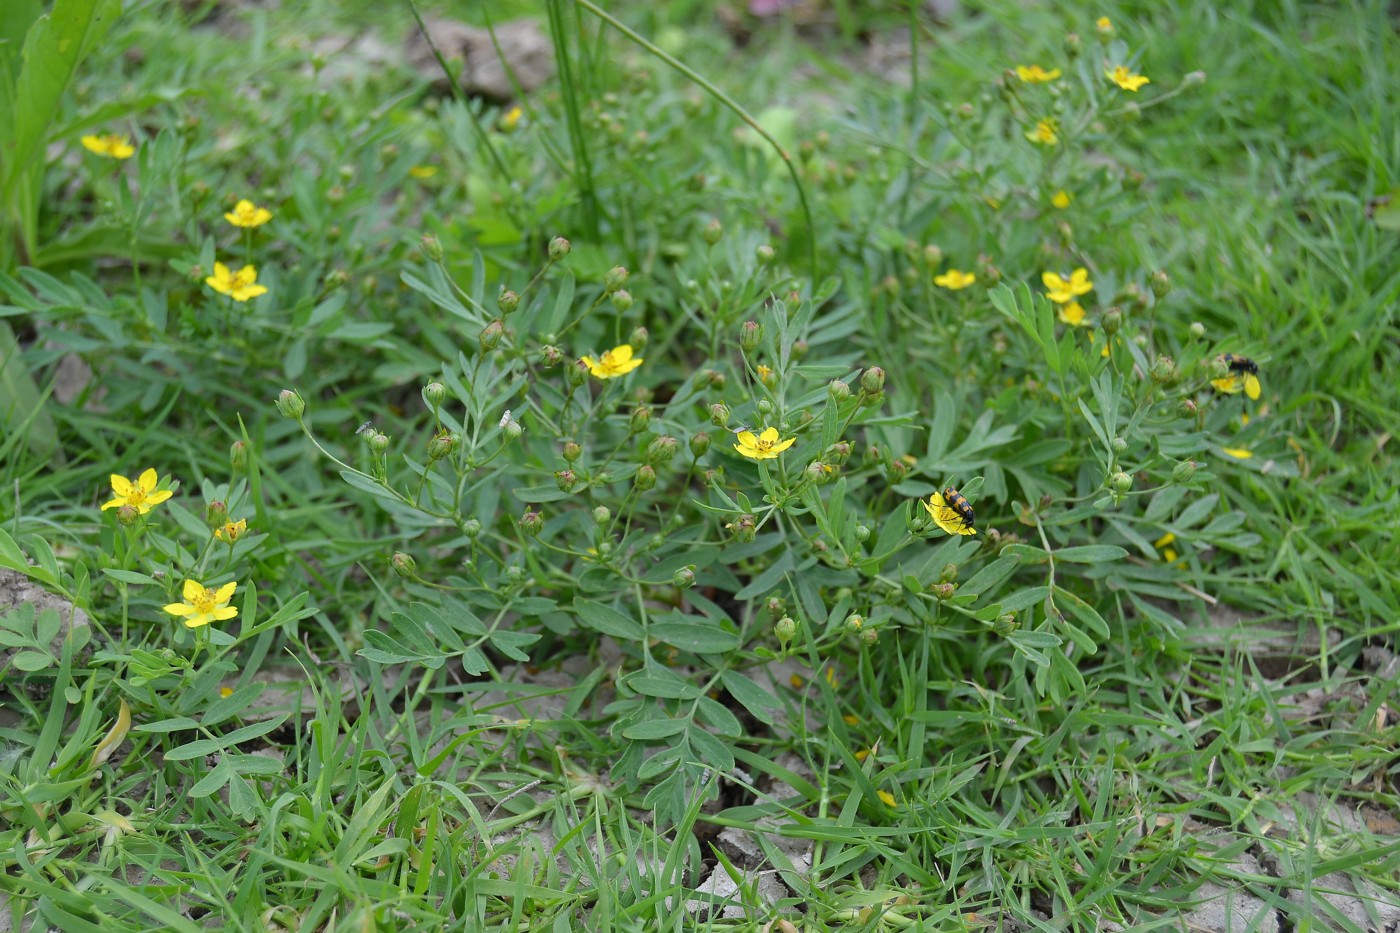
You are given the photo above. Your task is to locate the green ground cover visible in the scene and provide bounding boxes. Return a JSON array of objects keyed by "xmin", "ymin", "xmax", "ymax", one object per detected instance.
[{"xmin": 1, "ymin": 0, "xmax": 1398, "ymax": 929}]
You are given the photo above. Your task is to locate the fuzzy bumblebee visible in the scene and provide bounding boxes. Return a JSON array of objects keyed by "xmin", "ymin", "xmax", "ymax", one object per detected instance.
[
  {"xmin": 923, "ymin": 486, "xmax": 977, "ymax": 536},
  {"xmin": 1212, "ymin": 354, "xmax": 1261, "ymax": 400}
]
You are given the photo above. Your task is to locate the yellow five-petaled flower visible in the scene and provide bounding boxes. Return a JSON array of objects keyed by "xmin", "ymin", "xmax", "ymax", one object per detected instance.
[
  {"xmin": 214, "ymin": 519, "xmax": 248, "ymax": 543},
  {"xmin": 1015, "ymin": 64, "xmax": 1061, "ymax": 83},
  {"xmin": 1043, "ymin": 268, "xmax": 1093, "ymax": 304},
  {"xmin": 206, "ymin": 262, "xmax": 268, "ymax": 302},
  {"xmin": 224, "ymin": 199, "xmax": 273, "ymax": 228},
  {"xmin": 101, "ymin": 469, "xmax": 172, "ymax": 514},
  {"xmin": 1106, "ymin": 65, "xmax": 1150, "ymax": 92},
  {"xmin": 164, "ymin": 579, "xmax": 239, "ymax": 629},
  {"xmin": 934, "ymin": 269, "xmax": 977, "ymax": 290},
  {"xmin": 1026, "ymin": 119, "xmax": 1059, "ymax": 146},
  {"xmin": 923, "ymin": 490, "xmax": 978, "ymax": 536},
  {"xmin": 733, "ymin": 427, "xmax": 796, "ymax": 460},
  {"xmin": 580, "ymin": 344, "xmax": 643, "ymax": 379},
  {"xmin": 500, "ymin": 106, "xmax": 523, "ymax": 132},
  {"xmin": 81, "ymin": 133, "xmax": 135, "ymax": 160}
]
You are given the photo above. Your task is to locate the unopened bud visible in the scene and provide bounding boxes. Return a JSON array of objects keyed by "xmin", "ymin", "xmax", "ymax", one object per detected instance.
[
  {"xmin": 994, "ymin": 613, "xmax": 1019, "ymax": 635},
  {"xmin": 368, "ymin": 432, "xmax": 390, "ymax": 455},
  {"xmin": 689, "ymin": 432, "xmax": 711, "ymax": 457},
  {"xmin": 728, "ymin": 513, "xmax": 756, "ymax": 542},
  {"xmin": 1151, "ymin": 270, "xmax": 1171, "ymax": 299},
  {"xmin": 592, "ymin": 506, "xmax": 610, "ymax": 524},
  {"xmin": 703, "ymin": 369, "xmax": 726, "ymax": 389},
  {"xmin": 540, "ymin": 345, "xmax": 564, "ymax": 367},
  {"xmin": 791, "ymin": 340, "xmax": 809, "ymax": 361},
  {"xmin": 275, "ymin": 389, "xmax": 305, "ymax": 421},
  {"xmin": 740, "ymin": 321, "xmax": 762, "ymax": 353},
  {"xmin": 775, "ymin": 616, "xmax": 797, "ymax": 645},
  {"xmin": 940, "ymin": 563, "xmax": 959, "ymax": 583},
  {"xmin": 634, "ymin": 464, "xmax": 657, "ymax": 490},
  {"xmin": 1173, "ymin": 460, "xmax": 1198, "ymax": 484},
  {"xmin": 845, "ymin": 613, "xmax": 864, "ymax": 631},
  {"xmin": 647, "ymin": 435, "xmax": 679, "ymax": 464},
  {"xmin": 1189, "ymin": 322, "xmax": 1205, "ymax": 339},
  {"xmin": 822, "ymin": 441, "xmax": 852, "ymax": 466},
  {"xmin": 206, "ymin": 500, "xmax": 229, "ymax": 528},
  {"xmin": 229, "ymin": 439, "xmax": 249, "ymax": 472},
  {"xmin": 673, "ymin": 567, "xmax": 696, "ymax": 589},
  {"xmin": 424, "ymin": 381, "xmax": 446, "ymax": 407},
  {"xmin": 923, "ymin": 244, "xmax": 943, "ymax": 267},
  {"xmin": 562, "ymin": 441, "xmax": 582, "ymax": 463},
  {"xmin": 503, "ymin": 419, "xmax": 523, "ymax": 440},
  {"xmin": 933, "ymin": 582, "xmax": 956, "ymax": 600},
  {"xmin": 520, "ymin": 509, "xmax": 543, "ymax": 536},
  {"xmin": 548, "ymin": 236, "xmax": 571, "ymax": 260},
  {"xmin": 604, "ymin": 266, "xmax": 629, "ymax": 293},
  {"xmin": 1103, "ymin": 307, "xmax": 1123, "ymax": 334},
  {"xmin": 391, "ymin": 552, "xmax": 417, "ymax": 578},
  {"xmin": 554, "ymin": 469, "xmax": 578, "ymax": 492},
  {"xmin": 887, "ymin": 460, "xmax": 909, "ymax": 483},
  {"xmin": 1111, "ymin": 436, "xmax": 1128, "ymax": 455},
  {"xmin": 1183, "ymin": 70, "xmax": 1206, "ymax": 87},
  {"xmin": 479, "ymin": 319, "xmax": 504, "ymax": 352},
  {"xmin": 829, "ymin": 379, "xmax": 851, "ymax": 402},
  {"xmin": 805, "ymin": 461, "xmax": 829, "ymax": 485},
  {"xmin": 629, "ymin": 405, "xmax": 651, "ymax": 434},
  {"xmin": 702, "ymin": 218, "xmax": 723, "ymax": 245},
  {"xmin": 756, "ymin": 244, "xmax": 775, "ymax": 264},
  {"xmin": 1065, "ymin": 31, "xmax": 1082, "ymax": 57},
  {"xmin": 427, "ymin": 431, "xmax": 458, "ymax": 462},
  {"xmin": 628, "ymin": 326, "xmax": 648, "ymax": 350},
  {"xmin": 463, "ymin": 518, "xmax": 481, "ymax": 538},
  {"xmin": 1177, "ymin": 398, "xmax": 1199, "ymax": 418},
  {"xmin": 498, "ymin": 290, "xmax": 520, "ymax": 314},
  {"xmin": 860, "ymin": 367, "xmax": 886, "ymax": 394},
  {"xmin": 709, "ymin": 403, "xmax": 731, "ymax": 428},
  {"xmin": 1150, "ymin": 355, "xmax": 1176, "ymax": 385},
  {"xmin": 567, "ymin": 359, "xmax": 589, "ymax": 387},
  {"xmin": 854, "ymin": 524, "xmax": 871, "ymax": 542},
  {"xmin": 115, "ymin": 504, "xmax": 140, "ymax": 526},
  {"xmin": 611, "ymin": 289, "xmax": 634, "ymax": 312},
  {"xmin": 1110, "ymin": 470, "xmax": 1133, "ymax": 494}
]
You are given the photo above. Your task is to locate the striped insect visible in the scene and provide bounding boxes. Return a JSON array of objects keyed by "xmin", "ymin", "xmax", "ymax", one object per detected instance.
[
  {"xmin": 1212, "ymin": 354, "xmax": 1261, "ymax": 400},
  {"xmin": 923, "ymin": 485, "xmax": 978, "ymax": 536}
]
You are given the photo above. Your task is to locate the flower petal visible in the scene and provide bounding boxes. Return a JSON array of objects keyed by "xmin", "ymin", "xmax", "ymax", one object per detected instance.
[
  {"xmin": 611, "ymin": 344, "xmax": 633, "ymax": 362},
  {"xmin": 771, "ymin": 436, "xmax": 796, "ymax": 454},
  {"xmin": 182, "ymin": 578, "xmax": 204, "ymax": 601},
  {"xmin": 138, "ymin": 468, "xmax": 158, "ymax": 493},
  {"xmin": 145, "ymin": 489, "xmax": 173, "ymax": 506},
  {"xmin": 163, "ymin": 602, "xmax": 194, "ymax": 616},
  {"xmin": 214, "ymin": 582, "xmax": 237, "ymax": 604},
  {"xmin": 758, "ymin": 427, "xmax": 779, "ymax": 444},
  {"xmin": 100, "ymin": 497, "xmax": 124, "ymax": 511},
  {"xmin": 1221, "ymin": 447, "xmax": 1254, "ymax": 460},
  {"xmin": 1244, "ymin": 374, "xmax": 1261, "ymax": 400},
  {"xmin": 736, "ymin": 431, "xmax": 758, "ymax": 448},
  {"xmin": 1042, "ymin": 272, "xmax": 1066, "ymax": 290},
  {"xmin": 212, "ymin": 607, "xmax": 239, "ymax": 621},
  {"xmin": 110, "ymin": 474, "xmax": 135, "ymax": 497},
  {"xmin": 183, "ymin": 613, "xmax": 212, "ymax": 629}
]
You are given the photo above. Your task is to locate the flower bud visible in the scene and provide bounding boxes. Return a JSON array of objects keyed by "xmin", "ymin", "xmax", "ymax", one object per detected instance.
[
  {"xmin": 463, "ymin": 518, "xmax": 481, "ymax": 538},
  {"xmin": 592, "ymin": 506, "xmax": 611, "ymax": 525},
  {"xmin": 1189, "ymin": 322, "xmax": 1205, "ymax": 339},
  {"xmin": 368, "ymin": 432, "xmax": 390, "ymax": 455},
  {"xmin": 1065, "ymin": 31, "xmax": 1082, "ymax": 57},
  {"xmin": 728, "ymin": 513, "xmax": 756, "ymax": 542},
  {"xmin": 419, "ymin": 232, "xmax": 443, "ymax": 262},
  {"xmin": 561, "ymin": 441, "xmax": 582, "ymax": 463},
  {"xmin": 709, "ymin": 403, "xmax": 731, "ymax": 428},
  {"xmin": 634, "ymin": 464, "xmax": 657, "ymax": 490},
  {"xmin": 1183, "ymin": 70, "xmax": 1207, "ymax": 87},
  {"xmin": 1173, "ymin": 460, "xmax": 1198, "ymax": 484},
  {"xmin": 1110, "ymin": 470, "xmax": 1133, "ymax": 494},
  {"xmin": 993, "ymin": 613, "xmax": 1019, "ymax": 635},
  {"xmin": 887, "ymin": 460, "xmax": 909, "ymax": 483},
  {"xmin": 647, "ymin": 435, "xmax": 679, "ymax": 464},
  {"xmin": 822, "ymin": 441, "xmax": 852, "ymax": 466},
  {"xmin": 567, "ymin": 359, "xmax": 589, "ymax": 387},
  {"xmin": 391, "ymin": 552, "xmax": 417, "ymax": 578},
  {"xmin": 829, "ymin": 379, "xmax": 851, "ymax": 402},
  {"xmin": 702, "ymin": 218, "xmax": 723, "ymax": 244},
  {"xmin": 628, "ymin": 326, "xmax": 648, "ymax": 350},
  {"xmin": 1209, "ymin": 356, "xmax": 1230, "ymax": 379},
  {"xmin": 604, "ymin": 266, "xmax": 629, "ymax": 293},
  {"xmin": 775, "ymin": 616, "xmax": 797, "ymax": 646},
  {"xmin": 114, "ymin": 503, "xmax": 140, "ymax": 526},
  {"xmin": 229, "ymin": 439, "xmax": 249, "ymax": 472},
  {"xmin": 673, "ymin": 566, "xmax": 697, "ymax": 589},
  {"xmin": 611, "ymin": 289, "xmax": 634, "ymax": 312},
  {"xmin": 503, "ymin": 419, "xmax": 523, "ymax": 440},
  {"xmin": 424, "ymin": 381, "xmax": 446, "ymax": 407},
  {"xmin": 689, "ymin": 431, "xmax": 711, "ymax": 457},
  {"xmin": 1151, "ymin": 270, "xmax": 1171, "ymax": 299},
  {"xmin": 325, "ymin": 267, "xmax": 349, "ymax": 288},
  {"xmin": 554, "ymin": 469, "xmax": 578, "ymax": 492},
  {"xmin": 940, "ymin": 562, "xmax": 959, "ymax": 584},
  {"xmin": 629, "ymin": 405, "xmax": 651, "ymax": 435},
  {"xmin": 845, "ymin": 613, "xmax": 864, "ymax": 632},
  {"xmin": 756, "ymin": 244, "xmax": 775, "ymax": 264},
  {"xmin": 854, "ymin": 524, "xmax": 870, "ymax": 542},
  {"xmin": 1111, "ymin": 436, "xmax": 1128, "ymax": 455},
  {"xmin": 548, "ymin": 236, "xmax": 571, "ymax": 260},
  {"xmin": 480, "ymin": 319, "xmax": 505, "ymax": 352},
  {"xmin": 1150, "ymin": 355, "xmax": 1177, "ymax": 385},
  {"xmin": 427, "ymin": 430, "xmax": 459, "ymax": 462},
  {"xmin": 740, "ymin": 321, "xmax": 762, "ymax": 353},
  {"xmin": 206, "ymin": 499, "xmax": 229, "ymax": 529},
  {"xmin": 860, "ymin": 366, "xmax": 886, "ymax": 394},
  {"xmin": 498, "ymin": 290, "xmax": 520, "ymax": 315},
  {"xmin": 1177, "ymin": 398, "xmax": 1199, "ymax": 418},
  {"xmin": 276, "ymin": 389, "xmax": 306, "ymax": 421},
  {"xmin": 805, "ymin": 461, "xmax": 830, "ymax": 485},
  {"xmin": 932, "ymin": 582, "xmax": 956, "ymax": 600},
  {"xmin": 540, "ymin": 345, "xmax": 564, "ymax": 367},
  {"xmin": 504, "ymin": 565, "xmax": 525, "ymax": 584},
  {"xmin": 520, "ymin": 509, "xmax": 543, "ymax": 536},
  {"xmin": 1103, "ymin": 307, "xmax": 1123, "ymax": 334}
]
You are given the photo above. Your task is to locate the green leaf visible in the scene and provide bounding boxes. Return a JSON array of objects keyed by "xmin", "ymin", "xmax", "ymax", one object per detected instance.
[
  {"xmin": 649, "ymin": 619, "xmax": 740, "ymax": 654},
  {"xmin": 1053, "ymin": 545, "xmax": 1128, "ymax": 563},
  {"xmin": 573, "ymin": 598, "xmax": 644, "ymax": 640},
  {"xmin": 719, "ymin": 671, "xmax": 781, "ymax": 726}
]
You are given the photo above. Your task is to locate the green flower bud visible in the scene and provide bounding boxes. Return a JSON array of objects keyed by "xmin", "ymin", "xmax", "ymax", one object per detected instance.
[
  {"xmin": 325, "ymin": 267, "xmax": 349, "ymax": 288},
  {"xmin": 275, "ymin": 389, "xmax": 306, "ymax": 421},
  {"xmin": 861, "ymin": 626, "xmax": 878, "ymax": 645},
  {"xmin": 709, "ymin": 403, "xmax": 731, "ymax": 428},
  {"xmin": 933, "ymin": 582, "xmax": 956, "ymax": 600},
  {"xmin": 424, "ymin": 381, "xmax": 446, "ymax": 407},
  {"xmin": 463, "ymin": 518, "xmax": 481, "ymax": 538},
  {"xmin": 860, "ymin": 366, "xmax": 886, "ymax": 395},
  {"xmin": 940, "ymin": 563, "xmax": 959, "ymax": 583},
  {"xmin": 704, "ymin": 369, "xmax": 726, "ymax": 389},
  {"xmin": 673, "ymin": 566, "xmax": 697, "ymax": 589},
  {"xmin": 391, "ymin": 552, "xmax": 417, "ymax": 578},
  {"xmin": 775, "ymin": 616, "xmax": 797, "ymax": 645},
  {"xmin": 567, "ymin": 359, "xmax": 590, "ymax": 387},
  {"xmin": 505, "ymin": 565, "xmax": 525, "ymax": 584},
  {"xmin": 647, "ymin": 435, "xmax": 679, "ymax": 464},
  {"xmin": 554, "ymin": 469, "xmax": 578, "ymax": 492},
  {"xmin": 1173, "ymin": 460, "xmax": 1198, "ymax": 484},
  {"xmin": 1065, "ymin": 31, "xmax": 1082, "ymax": 57},
  {"xmin": 829, "ymin": 379, "xmax": 851, "ymax": 402},
  {"xmin": 1150, "ymin": 355, "xmax": 1177, "ymax": 385},
  {"xmin": 634, "ymin": 464, "xmax": 657, "ymax": 490},
  {"xmin": 1110, "ymin": 470, "xmax": 1133, "ymax": 494},
  {"xmin": 1183, "ymin": 70, "xmax": 1207, "ymax": 87},
  {"xmin": 805, "ymin": 461, "xmax": 830, "ymax": 485},
  {"xmin": 498, "ymin": 290, "xmax": 520, "ymax": 314},
  {"xmin": 689, "ymin": 432, "xmax": 711, "ymax": 457},
  {"xmin": 629, "ymin": 326, "xmax": 648, "ymax": 350},
  {"xmin": 756, "ymin": 244, "xmax": 775, "ymax": 264},
  {"xmin": 1151, "ymin": 270, "xmax": 1171, "ymax": 299},
  {"xmin": 1103, "ymin": 307, "xmax": 1123, "ymax": 335},
  {"xmin": 592, "ymin": 506, "xmax": 611, "ymax": 524},
  {"xmin": 1177, "ymin": 398, "xmax": 1199, "ymax": 418},
  {"xmin": 611, "ymin": 289, "xmax": 634, "ymax": 312},
  {"xmin": 1189, "ymin": 322, "xmax": 1205, "ymax": 339},
  {"xmin": 845, "ymin": 613, "xmax": 864, "ymax": 632},
  {"xmin": 206, "ymin": 499, "xmax": 229, "ymax": 529},
  {"xmin": 822, "ymin": 441, "xmax": 852, "ymax": 466},
  {"xmin": 419, "ymin": 232, "xmax": 443, "ymax": 262},
  {"xmin": 764, "ymin": 597, "xmax": 785, "ymax": 619},
  {"xmin": 540, "ymin": 345, "xmax": 564, "ymax": 367},
  {"xmin": 604, "ymin": 266, "xmax": 629, "ymax": 293},
  {"xmin": 756, "ymin": 399, "xmax": 774, "ymax": 415},
  {"xmin": 229, "ymin": 439, "xmax": 249, "ymax": 472},
  {"xmin": 993, "ymin": 613, "xmax": 1018, "ymax": 635},
  {"xmin": 791, "ymin": 340, "xmax": 809, "ymax": 361},
  {"xmin": 520, "ymin": 509, "xmax": 543, "ymax": 536},
  {"xmin": 740, "ymin": 321, "xmax": 762, "ymax": 353},
  {"xmin": 854, "ymin": 524, "xmax": 871, "ymax": 542},
  {"xmin": 1209, "ymin": 356, "xmax": 1230, "ymax": 379},
  {"xmin": 116, "ymin": 503, "xmax": 140, "ymax": 526},
  {"xmin": 563, "ymin": 441, "xmax": 582, "ymax": 462},
  {"xmin": 699, "ymin": 218, "xmax": 722, "ymax": 245},
  {"xmin": 503, "ymin": 419, "xmax": 523, "ymax": 440},
  {"xmin": 549, "ymin": 236, "xmax": 571, "ymax": 260},
  {"xmin": 427, "ymin": 431, "xmax": 459, "ymax": 462},
  {"xmin": 629, "ymin": 405, "xmax": 651, "ymax": 435},
  {"xmin": 479, "ymin": 319, "xmax": 504, "ymax": 352},
  {"xmin": 728, "ymin": 513, "xmax": 756, "ymax": 542},
  {"xmin": 368, "ymin": 432, "xmax": 390, "ymax": 455},
  {"xmin": 1112, "ymin": 436, "xmax": 1128, "ymax": 455},
  {"xmin": 923, "ymin": 244, "xmax": 943, "ymax": 267}
]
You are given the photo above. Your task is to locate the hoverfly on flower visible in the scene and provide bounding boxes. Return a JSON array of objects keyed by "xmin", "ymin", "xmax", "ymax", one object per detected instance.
[
  {"xmin": 923, "ymin": 486, "xmax": 977, "ymax": 536},
  {"xmin": 1212, "ymin": 354, "xmax": 1261, "ymax": 400}
]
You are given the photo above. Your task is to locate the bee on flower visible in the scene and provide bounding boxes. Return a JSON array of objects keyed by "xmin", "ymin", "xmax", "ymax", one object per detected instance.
[
  {"xmin": 1211, "ymin": 354, "xmax": 1262, "ymax": 400},
  {"xmin": 923, "ymin": 486, "xmax": 977, "ymax": 536}
]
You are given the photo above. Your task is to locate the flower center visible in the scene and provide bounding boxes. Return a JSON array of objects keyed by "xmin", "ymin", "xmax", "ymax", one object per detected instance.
[
  {"xmin": 127, "ymin": 488, "xmax": 147, "ymax": 504},
  {"xmin": 192, "ymin": 588, "xmax": 218, "ymax": 614}
]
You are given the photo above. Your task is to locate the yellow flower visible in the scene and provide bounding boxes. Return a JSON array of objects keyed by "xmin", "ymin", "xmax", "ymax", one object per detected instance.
[
  {"xmin": 80, "ymin": 133, "xmax": 135, "ymax": 160},
  {"xmin": 500, "ymin": 106, "xmax": 523, "ymax": 131},
  {"xmin": 223, "ymin": 199, "xmax": 273, "ymax": 228},
  {"xmin": 733, "ymin": 427, "xmax": 796, "ymax": 460},
  {"xmin": 1042, "ymin": 268, "xmax": 1094, "ymax": 303},
  {"xmin": 1051, "ymin": 190, "xmax": 1072, "ymax": 209},
  {"xmin": 580, "ymin": 344, "xmax": 643, "ymax": 379},
  {"xmin": 1057, "ymin": 301, "xmax": 1087, "ymax": 326},
  {"xmin": 219, "ymin": 686, "xmax": 234, "ymax": 698},
  {"xmin": 1106, "ymin": 66, "xmax": 1150, "ymax": 92},
  {"xmin": 1211, "ymin": 373, "xmax": 1261, "ymax": 401},
  {"xmin": 1096, "ymin": 16, "xmax": 1114, "ymax": 34},
  {"xmin": 1089, "ymin": 329, "xmax": 1121, "ymax": 358},
  {"xmin": 922, "ymin": 491, "xmax": 977, "ymax": 536},
  {"xmin": 1153, "ymin": 532, "xmax": 1179, "ymax": 564},
  {"xmin": 934, "ymin": 268, "xmax": 977, "ymax": 290},
  {"xmin": 163, "ymin": 579, "xmax": 239, "ymax": 630},
  {"xmin": 408, "ymin": 164, "xmax": 438, "ymax": 179},
  {"xmin": 1015, "ymin": 64, "xmax": 1061, "ymax": 83},
  {"xmin": 855, "ymin": 747, "xmax": 872, "ymax": 762},
  {"xmin": 1221, "ymin": 447, "xmax": 1254, "ymax": 460},
  {"xmin": 877, "ymin": 790, "xmax": 897, "ymax": 807},
  {"xmin": 756, "ymin": 364, "xmax": 776, "ymax": 387},
  {"xmin": 1026, "ymin": 119, "xmax": 1059, "ymax": 146},
  {"xmin": 205, "ymin": 262, "xmax": 268, "ymax": 302},
  {"xmin": 101, "ymin": 469, "xmax": 173, "ymax": 514},
  {"xmin": 214, "ymin": 519, "xmax": 247, "ymax": 543}
]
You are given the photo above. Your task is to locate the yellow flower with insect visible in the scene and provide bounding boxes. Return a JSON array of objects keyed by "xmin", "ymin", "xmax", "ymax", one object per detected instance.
[
  {"xmin": 1026, "ymin": 119, "xmax": 1059, "ymax": 146},
  {"xmin": 81, "ymin": 133, "xmax": 135, "ymax": 159},
  {"xmin": 1043, "ymin": 268, "xmax": 1094, "ymax": 304},
  {"xmin": 934, "ymin": 269, "xmax": 977, "ymax": 290},
  {"xmin": 1051, "ymin": 190, "xmax": 1072, "ymax": 209},
  {"xmin": 1057, "ymin": 301, "xmax": 1087, "ymax": 326},
  {"xmin": 224, "ymin": 199, "xmax": 273, "ymax": 228},
  {"xmin": 1221, "ymin": 447, "xmax": 1254, "ymax": 460},
  {"xmin": 1211, "ymin": 355, "xmax": 1262, "ymax": 400},
  {"xmin": 205, "ymin": 262, "xmax": 268, "ymax": 302},
  {"xmin": 101, "ymin": 469, "xmax": 173, "ymax": 514},
  {"xmin": 214, "ymin": 519, "xmax": 247, "ymax": 543},
  {"xmin": 580, "ymin": 344, "xmax": 643, "ymax": 379},
  {"xmin": 922, "ymin": 489, "xmax": 977, "ymax": 536},
  {"xmin": 500, "ymin": 106, "xmax": 523, "ymax": 132},
  {"xmin": 1106, "ymin": 65, "xmax": 1150, "ymax": 92},
  {"xmin": 733, "ymin": 427, "xmax": 796, "ymax": 460},
  {"xmin": 408, "ymin": 164, "xmax": 439, "ymax": 179},
  {"xmin": 1154, "ymin": 532, "xmax": 1179, "ymax": 564},
  {"xmin": 163, "ymin": 579, "xmax": 239, "ymax": 629},
  {"xmin": 1015, "ymin": 64, "xmax": 1061, "ymax": 83}
]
